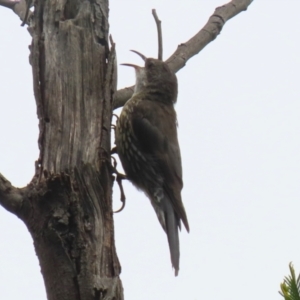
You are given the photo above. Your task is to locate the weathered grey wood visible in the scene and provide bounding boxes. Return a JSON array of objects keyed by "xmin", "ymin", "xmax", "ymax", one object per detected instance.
[
  {"xmin": 0, "ymin": 0, "xmax": 123, "ymax": 299},
  {"xmin": 0, "ymin": 0, "xmax": 255, "ymax": 298}
]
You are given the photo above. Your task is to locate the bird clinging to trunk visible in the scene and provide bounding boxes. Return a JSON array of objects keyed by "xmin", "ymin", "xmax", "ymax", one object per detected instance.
[{"xmin": 115, "ymin": 50, "xmax": 189, "ymax": 276}]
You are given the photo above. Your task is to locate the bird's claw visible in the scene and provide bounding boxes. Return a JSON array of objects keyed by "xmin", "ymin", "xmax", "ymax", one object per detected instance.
[{"xmin": 110, "ymin": 156, "xmax": 127, "ymax": 213}]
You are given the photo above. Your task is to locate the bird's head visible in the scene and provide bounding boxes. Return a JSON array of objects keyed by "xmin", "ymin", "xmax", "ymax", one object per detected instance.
[
  {"xmin": 121, "ymin": 65, "xmax": 146, "ymax": 94},
  {"xmin": 122, "ymin": 50, "xmax": 178, "ymax": 103}
]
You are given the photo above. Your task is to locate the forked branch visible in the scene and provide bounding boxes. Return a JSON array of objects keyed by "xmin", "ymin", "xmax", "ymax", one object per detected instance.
[
  {"xmin": 0, "ymin": 0, "xmax": 32, "ymax": 26},
  {"xmin": 114, "ymin": 0, "xmax": 254, "ymax": 109},
  {"xmin": 0, "ymin": 173, "xmax": 25, "ymax": 215}
]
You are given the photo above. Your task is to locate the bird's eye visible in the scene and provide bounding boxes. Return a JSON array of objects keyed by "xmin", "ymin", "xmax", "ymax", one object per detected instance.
[{"xmin": 146, "ymin": 60, "xmax": 155, "ymax": 68}]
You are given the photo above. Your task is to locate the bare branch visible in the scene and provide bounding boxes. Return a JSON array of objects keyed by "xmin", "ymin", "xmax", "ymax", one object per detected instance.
[
  {"xmin": 0, "ymin": 0, "xmax": 32, "ymax": 26},
  {"xmin": 166, "ymin": 0, "xmax": 253, "ymax": 72},
  {"xmin": 113, "ymin": 86, "xmax": 135, "ymax": 109},
  {"xmin": 114, "ymin": 0, "xmax": 253, "ymax": 110},
  {"xmin": 152, "ymin": 9, "xmax": 163, "ymax": 61},
  {"xmin": 0, "ymin": 0, "xmax": 16, "ymax": 9},
  {"xmin": 0, "ymin": 173, "xmax": 25, "ymax": 215}
]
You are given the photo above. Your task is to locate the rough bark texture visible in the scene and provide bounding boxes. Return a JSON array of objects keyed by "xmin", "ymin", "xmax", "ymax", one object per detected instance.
[
  {"xmin": 1, "ymin": 0, "xmax": 123, "ymax": 299},
  {"xmin": 0, "ymin": 0, "xmax": 255, "ymax": 298}
]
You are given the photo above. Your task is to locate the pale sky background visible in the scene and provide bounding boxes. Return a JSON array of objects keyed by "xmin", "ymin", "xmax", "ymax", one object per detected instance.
[{"xmin": 0, "ymin": 1, "xmax": 300, "ymax": 299}]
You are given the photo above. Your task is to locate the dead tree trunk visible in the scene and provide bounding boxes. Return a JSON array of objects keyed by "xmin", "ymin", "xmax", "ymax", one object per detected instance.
[
  {"xmin": 0, "ymin": 0, "xmax": 123, "ymax": 299},
  {"xmin": 0, "ymin": 0, "xmax": 254, "ymax": 298}
]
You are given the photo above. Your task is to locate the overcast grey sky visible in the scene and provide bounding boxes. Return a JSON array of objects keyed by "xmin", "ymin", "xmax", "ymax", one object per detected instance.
[{"xmin": 1, "ymin": 1, "xmax": 300, "ymax": 299}]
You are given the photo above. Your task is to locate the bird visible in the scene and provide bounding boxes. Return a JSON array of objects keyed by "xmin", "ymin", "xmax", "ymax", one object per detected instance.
[{"xmin": 115, "ymin": 50, "xmax": 189, "ymax": 276}]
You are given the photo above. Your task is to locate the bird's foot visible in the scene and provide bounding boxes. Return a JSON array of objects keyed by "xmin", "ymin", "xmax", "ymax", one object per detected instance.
[
  {"xmin": 110, "ymin": 155, "xmax": 127, "ymax": 213},
  {"xmin": 99, "ymin": 147, "xmax": 127, "ymax": 212}
]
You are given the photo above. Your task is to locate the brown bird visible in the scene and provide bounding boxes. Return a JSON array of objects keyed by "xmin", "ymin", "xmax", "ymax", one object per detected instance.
[{"xmin": 115, "ymin": 51, "xmax": 189, "ymax": 276}]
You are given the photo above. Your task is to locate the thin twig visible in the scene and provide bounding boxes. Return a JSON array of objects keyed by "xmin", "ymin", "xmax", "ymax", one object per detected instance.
[
  {"xmin": 114, "ymin": 0, "xmax": 254, "ymax": 109},
  {"xmin": 152, "ymin": 9, "xmax": 163, "ymax": 61},
  {"xmin": 21, "ymin": 0, "xmax": 31, "ymax": 26},
  {"xmin": 0, "ymin": 0, "xmax": 31, "ymax": 26},
  {"xmin": 109, "ymin": 34, "xmax": 115, "ymax": 47}
]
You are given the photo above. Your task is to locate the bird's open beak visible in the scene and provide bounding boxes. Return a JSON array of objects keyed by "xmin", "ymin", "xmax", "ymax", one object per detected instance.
[
  {"xmin": 120, "ymin": 63, "xmax": 141, "ymax": 68},
  {"xmin": 130, "ymin": 50, "xmax": 147, "ymax": 61},
  {"xmin": 120, "ymin": 50, "xmax": 147, "ymax": 67}
]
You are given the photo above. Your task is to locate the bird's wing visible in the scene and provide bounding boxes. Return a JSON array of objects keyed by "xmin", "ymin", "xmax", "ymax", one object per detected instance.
[{"xmin": 131, "ymin": 98, "xmax": 189, "ymax": 232}]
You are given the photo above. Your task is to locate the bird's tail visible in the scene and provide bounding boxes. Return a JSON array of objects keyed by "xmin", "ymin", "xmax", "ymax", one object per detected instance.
[
  {"xmin": 150, "ymin": 189, "xmax": 181, "ymax": 275},
  {"xmin": 164, "ymin": 199, "xmax": 180, "ymax": 276}
]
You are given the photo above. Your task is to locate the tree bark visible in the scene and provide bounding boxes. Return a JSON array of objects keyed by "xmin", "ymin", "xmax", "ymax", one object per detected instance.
[
  {"xmin": 1, "ymin": 0, "xmax": 123, "ymax": 299},
  {"xmin": 0, "ymin": 0, "xmax": 255, "ymax": 298}
]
